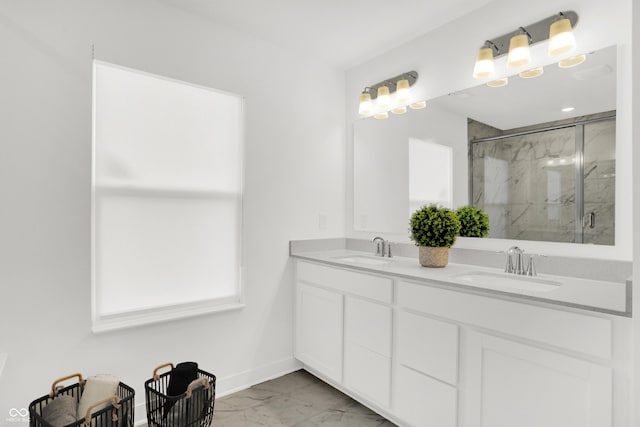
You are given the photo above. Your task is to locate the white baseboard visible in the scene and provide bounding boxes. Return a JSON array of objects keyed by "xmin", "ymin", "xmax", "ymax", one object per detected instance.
[{"xmin": 133, "ymin": 357, "xmax": 302, "ymax": 426}]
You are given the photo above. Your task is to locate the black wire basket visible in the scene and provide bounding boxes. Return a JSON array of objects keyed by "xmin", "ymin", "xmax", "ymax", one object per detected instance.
[
  {"xmin": 145, "ymin": 363, "xmax": 216, "ymax": 427},
  {"xmin": 29, "ymin": 373, "xmax": 135, "ymax": 427}
]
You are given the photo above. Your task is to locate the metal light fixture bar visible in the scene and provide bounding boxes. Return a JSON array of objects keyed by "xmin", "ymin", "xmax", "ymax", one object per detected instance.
[
  {"xmin": 365, "ymin": 71, "xmax": 418, "ymax": 100},
  {"xmin": 482, "ymin": 11, "xmax": 578, "ymax": 57}
]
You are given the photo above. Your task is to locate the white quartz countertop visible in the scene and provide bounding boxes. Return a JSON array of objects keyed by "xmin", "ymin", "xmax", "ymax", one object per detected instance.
[{"xmin": 291, "ymin": 249, "xmax": 630, "ymax": 316}]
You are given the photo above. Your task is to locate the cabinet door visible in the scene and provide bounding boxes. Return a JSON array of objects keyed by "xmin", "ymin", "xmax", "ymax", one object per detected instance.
[
  {"xmin": 394, "ymin": 365, "xmax": 457, "ymax": 427},
  {"xmin": 344, "ymin": 296, "xmax": 392, "ymax": 407},
  {"xmin": 296, "ymin": 283, "xmax": 344, "ymax": 383},
  {"xmin": 461, "ymin": 332, "xmax": 612, "ymax": 427}
]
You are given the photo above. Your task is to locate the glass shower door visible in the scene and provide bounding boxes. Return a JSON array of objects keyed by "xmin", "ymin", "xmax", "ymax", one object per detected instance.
[{"xmin": 582, "ymin": 120, "xmax": 615, "ymax": 245}]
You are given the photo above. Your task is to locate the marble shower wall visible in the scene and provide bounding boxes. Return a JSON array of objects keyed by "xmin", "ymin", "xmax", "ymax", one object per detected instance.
[{"xmin": 470, "ymin": 115, "xmax": 615, "ymax": 245}]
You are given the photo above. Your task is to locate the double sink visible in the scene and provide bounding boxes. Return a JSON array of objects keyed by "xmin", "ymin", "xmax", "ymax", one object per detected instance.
[{"xmin": 331, "ymin": 254, "xmax": 562, "ymax": 293}]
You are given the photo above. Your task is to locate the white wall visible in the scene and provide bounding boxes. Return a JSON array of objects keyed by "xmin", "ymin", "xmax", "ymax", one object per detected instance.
[
  {"xmin": 346, "ymin": 0, "xmax": 633, "ymax": 260},
  {"xmin": 0, "ymin": 0, "xmax": 345, "ymax": 423},
  {"xmin": 632, "ymin": 2, "xmax": 640, "ymax": 425}
]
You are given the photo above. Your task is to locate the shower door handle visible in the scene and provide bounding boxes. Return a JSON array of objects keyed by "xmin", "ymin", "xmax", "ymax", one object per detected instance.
[{"xmin": 588, "ymin": 211, "xmax": 596, "ymax": 229}]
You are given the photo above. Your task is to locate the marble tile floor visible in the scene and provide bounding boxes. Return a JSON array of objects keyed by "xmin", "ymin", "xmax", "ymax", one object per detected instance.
[{"xmin": 213, "ymin": 369, "xmax": 396, "ymax": 427}]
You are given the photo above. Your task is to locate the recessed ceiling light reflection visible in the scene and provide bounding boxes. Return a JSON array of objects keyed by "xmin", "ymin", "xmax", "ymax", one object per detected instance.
[{"xmin": 561, "ymin": 107, "xmax": 575, "ymax": 112}]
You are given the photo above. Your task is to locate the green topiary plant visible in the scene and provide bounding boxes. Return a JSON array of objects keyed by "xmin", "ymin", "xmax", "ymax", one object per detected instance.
[
  {"xmin": 409, "ymin": 204, "xmax": 461, "ymax": 248},
  {"xmin": 456, "ymin": 206, "xmax": 490, "ymax": 238}
]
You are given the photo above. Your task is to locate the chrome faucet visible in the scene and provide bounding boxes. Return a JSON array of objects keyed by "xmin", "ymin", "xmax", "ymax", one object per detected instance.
[
  {"xmin": 505, "ymin": 246, "xmax": 525, "ymax": 275},
  {"xmin": 372, "ymin": 236, "xmax": 392, "ymax": 257}
]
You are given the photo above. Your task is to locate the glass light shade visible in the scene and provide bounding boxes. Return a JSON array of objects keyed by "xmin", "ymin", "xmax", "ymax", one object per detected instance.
[
  {"xmin": 377, "ymin": 86, "xmax": 391, "ymax": 108},
  {"xmin": 548, "ymin": 18, "xmax": 576, "ymax": 57},
  {"xmin": 358, "ymin": 92, "xmax": 373, "ymax": 115},
  {"xmin": 486, "ymin": 77, "xmax": 509, "ymax": 88},
  {"xmin": 396, "ymin": 79, "xmax": 411, "ymax": 103},
  {"xmin": 519, "ymin": 67, "xmax": 544, "ymax": 79},
  {"xmin": 374, "ymin": 111, "xmax": 389, "ymax": 120},
  {"xmin": 473, "ymin": 47, "xmax": 495, "ymax": 79},
  {"xmin": 391, "ymin": 106, "xmax": 407, "ymax": 115},
  {"xmin": 409, "ymin": 100, "xmax": 426, "ymax": 110},
  {"xmin": 558, "ymin": 54, "xmax": 586, "ymax": 68},
  {"xmin": 507, "ymin": 34, "xmax": 531, "ymax": 69}
]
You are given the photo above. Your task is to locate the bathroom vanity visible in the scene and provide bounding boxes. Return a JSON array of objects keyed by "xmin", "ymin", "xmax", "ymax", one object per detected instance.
[{"xmin": 291, "ymin": 244, "xmax": 631, "ymax": 427}]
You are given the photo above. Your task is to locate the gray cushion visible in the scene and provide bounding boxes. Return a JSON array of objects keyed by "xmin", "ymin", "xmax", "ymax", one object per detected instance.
[{"xmin": 42, "ymin": 395, "xmax": 77, "ymax": 427}]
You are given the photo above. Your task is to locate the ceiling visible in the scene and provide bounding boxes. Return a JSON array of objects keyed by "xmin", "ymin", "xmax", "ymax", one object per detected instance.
[{"xmin": 157, "ymin": 0, "xmax": 496, "ymax": 69}]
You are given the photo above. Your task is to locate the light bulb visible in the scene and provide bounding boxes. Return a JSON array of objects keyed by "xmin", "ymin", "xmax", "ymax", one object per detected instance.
[
  {"xmin": 358, "ymin": 91, "xmax": 373, "ymax": 115},
  {"xmin": 396, "ymin": 79, "xmax": 411, "ymax": 103},
  {"xmin": 377, "ymin": 86, "xmax": 391, "ymax": 108},
  {"xmin": 473, "ymin": 47, "xmax": 495, "ymax": 79},
  {"xmin": 548, "ymin": 18, "xmax": 576, "ymax": 57},
  {"xmin": 507, "ymin": 34, "xmax": 531, "ymax": 69}
]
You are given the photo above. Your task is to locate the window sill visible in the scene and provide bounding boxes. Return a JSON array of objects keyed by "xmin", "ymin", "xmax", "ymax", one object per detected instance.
[{"xmin": 92, "ymin": 299, "xmax": 245, "ymax": 333}]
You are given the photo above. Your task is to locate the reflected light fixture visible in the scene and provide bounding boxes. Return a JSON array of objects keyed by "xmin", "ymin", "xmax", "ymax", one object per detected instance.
[
  {"xmin": 409, "ymin": 100, "xmax": 427, "ymax": 109},
  {"xmin": 558, "ymin": 54, "xmax": 586, "ymax": 68},
  {"xmin": 357, "ymin": 71, "xmax": 418, "ymax": 118},
  {"xmin": 486, "ymin": 77, "xmax": 509, "ymax": 88},
  {"xmin": 548, "ymin": 16, "xmax": 576, "ymax": 57},
  {"xmin": 519, "ymin": 67, "xmax": 544, "ymax": 79},
  {"xmin": 507, "ymin": 31, "xmax": 531, "ymax": 69},
  {"xmin": 472, "ymin": 11, "xmax": 580, "ymax": 83}
]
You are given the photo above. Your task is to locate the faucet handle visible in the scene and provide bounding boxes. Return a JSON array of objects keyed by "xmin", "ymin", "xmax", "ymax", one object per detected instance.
[
  {"xmin": 526, "ymin": 255, "xmax": 537, "ymax": 276},
  {"xmin": 505, "ymin": 253, "xmax": 514, "ymax": 273},
  {"xmin": 385, "ymin": 241, "xmax": 392, "ymax": 258}
]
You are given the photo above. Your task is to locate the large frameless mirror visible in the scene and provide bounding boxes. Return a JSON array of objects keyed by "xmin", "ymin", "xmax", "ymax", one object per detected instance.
[{"xmin": 353, "ymin": 45, "xmax": 616, "ymax": 245}]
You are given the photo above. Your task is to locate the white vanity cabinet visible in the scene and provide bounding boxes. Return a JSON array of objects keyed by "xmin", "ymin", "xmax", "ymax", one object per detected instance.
[
  {"xmin": 398, "ymin": 280, "xmax": 623, "ymax": 427},
  {"xmin": 296, "ymin": 281, "xmax": 344, "ymax": 383},
  {"xmin": 394, "ymin": 310, "xmax": 459, "ymax": 427},
  {"xmin": 295, "ymin": 260, "xmax": 393, "ymax": 393},
  {"xmin": 294, "ymin": 258, "xmax": 630, "ymax": 427}
]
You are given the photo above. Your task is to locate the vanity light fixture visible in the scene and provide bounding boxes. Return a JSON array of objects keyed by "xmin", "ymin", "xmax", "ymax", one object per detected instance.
[
  {"xmin": 548, "ymin": 16, "xmax": 576, "ymax": 57},
  {"xmin": 473, "ymin": 45, "xmax": 496, "ymax": 79},
  {"xmin": 507, "ymin": 31, "xmax": 532, "ymax": 69},
  {"xmin": 472, "ymin": 11, "xmax": 580, "ymax": 82},
  {"xmin": 396, "ymin": 79, "xmax": 412, "ymax": 103},
  {"xmin": 357, "ymin": 70, "xmax": 419, "ymax": 118},
  {"xmin": 358, "ymin": 88, "xmax": 373, "ymax": 115},
  {"xmin": 377, "ymin": 86, "xmax": 391, "ymax": 108}
]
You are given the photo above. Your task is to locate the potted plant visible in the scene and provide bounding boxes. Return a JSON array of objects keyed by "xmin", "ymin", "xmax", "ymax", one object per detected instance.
[
  {"xmin": 456, "ymin": 206, "xmax": 490, "ymax": 238},
  {"xmin": 409, "ymin": 204, "xmax": 461, "ymax": 268}
]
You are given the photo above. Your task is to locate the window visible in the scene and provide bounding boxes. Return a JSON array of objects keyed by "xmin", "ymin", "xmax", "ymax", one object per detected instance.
[{"xmin": 92, "ymin": 61, "xmax": 244, "ymax": 332}]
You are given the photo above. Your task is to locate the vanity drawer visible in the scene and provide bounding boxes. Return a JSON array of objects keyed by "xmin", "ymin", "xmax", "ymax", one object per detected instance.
[
  {"xmin": 397, "ymin": 310, "xmax": 458, "ymax": 385},
  {"xmin": 398, "ymin": 281, "xmax": 612, "ymax": 359},
  {"xmin": 297, "ymin": 261, "xmax": 393, "ymax": 304}
]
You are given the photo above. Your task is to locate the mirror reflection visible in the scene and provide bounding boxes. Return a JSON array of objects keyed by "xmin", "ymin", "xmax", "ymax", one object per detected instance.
[{"xmin": 353, "ymin": 45, "xmax": 616, "ymax": 245}]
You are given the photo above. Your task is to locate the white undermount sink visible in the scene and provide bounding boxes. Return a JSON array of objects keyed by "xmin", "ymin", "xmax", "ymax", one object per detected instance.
[
  {"xmin": 450, "ymin": 270, "xmax": 562, "ymax": 292},
  {"xmin": 333, "ymin": 255, "xmax": 394, "ymax": 266}
]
